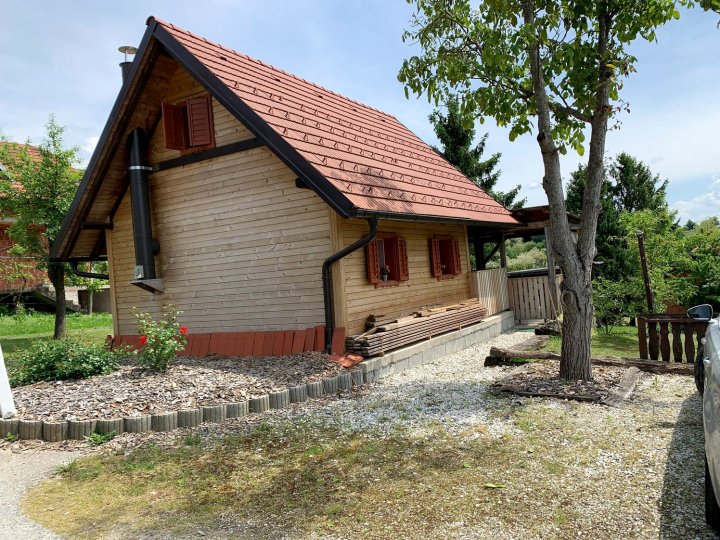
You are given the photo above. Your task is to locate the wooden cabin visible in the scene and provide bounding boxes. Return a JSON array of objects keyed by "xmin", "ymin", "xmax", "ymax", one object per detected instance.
[{"xmin": 51, "ymin": 17, "xmax": 520, "ymax": 356}]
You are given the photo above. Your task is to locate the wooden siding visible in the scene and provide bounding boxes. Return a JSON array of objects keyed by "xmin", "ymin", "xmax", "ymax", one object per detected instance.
[
  {"xmin": 337, "ymin": 219, "xmax": 472, "ymax": 335},
  {"xmin": 471, "ymin": 268, "xmax": 509, "ymax": 316},
  {"xmin": 106, "ymin": 73, "xmax": 332, "ymax": 335}
]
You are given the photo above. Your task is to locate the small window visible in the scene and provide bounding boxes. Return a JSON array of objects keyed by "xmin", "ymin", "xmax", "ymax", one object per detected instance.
[
  {"xmin": 366, "ymin": 234, "xmax": 409, "ymax": 287},
  {"xmin": 162, "ymin": 94, "xmax": 215, "ymax": 151},
  {"xmin": 430, "ymin": 237, "xmax": 461, "ymax": 279}
]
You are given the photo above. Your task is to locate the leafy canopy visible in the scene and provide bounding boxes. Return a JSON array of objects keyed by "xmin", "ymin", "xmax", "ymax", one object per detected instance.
[
  {"xmin": 399, "ymin": 0, "xmax": 703, "ymax": 156},
  {"xmin": 0, "ymin": 116, "xmax": 81, "ymax": 266}
]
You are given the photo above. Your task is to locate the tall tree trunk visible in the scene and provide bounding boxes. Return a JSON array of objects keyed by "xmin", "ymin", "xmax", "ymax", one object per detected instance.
[
  {"xmin": 48, "ymin": 262, "xmax": 66, "ymax": 339},
  {"xmin": 520, "ymin": 1, "xmax": 613, "ymax": 381}
]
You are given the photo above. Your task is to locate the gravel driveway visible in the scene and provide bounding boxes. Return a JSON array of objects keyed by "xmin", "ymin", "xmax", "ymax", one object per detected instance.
[{"xmin": 0, "ymin": 449, "xmax": 81, "ymax": 539}]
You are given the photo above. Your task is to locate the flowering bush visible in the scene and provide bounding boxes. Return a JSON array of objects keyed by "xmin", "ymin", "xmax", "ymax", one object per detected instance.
[{"xmin": 133, "ymin": 305, "xmax": 188, "ymax": 371}]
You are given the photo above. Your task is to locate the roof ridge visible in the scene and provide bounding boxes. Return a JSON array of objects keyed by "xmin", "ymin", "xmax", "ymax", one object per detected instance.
[{"xmin": 150, "ymin": 17, "xmax": 399, "ymax": 122}]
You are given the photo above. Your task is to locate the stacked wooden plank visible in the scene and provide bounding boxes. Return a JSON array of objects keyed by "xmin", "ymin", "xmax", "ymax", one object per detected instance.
[{"xmin": 346, "ymin": 301, "xmax": 488, "ymax": 357}]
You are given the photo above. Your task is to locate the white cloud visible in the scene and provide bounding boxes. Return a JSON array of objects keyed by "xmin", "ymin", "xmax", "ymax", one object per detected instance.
[
  {"xmin": 673, "ymin": 190, "xmax": 720, "ymax": 224},
  {"xmin": 79, "ymin": 135, "xmax": 100, "ymax": 166}
]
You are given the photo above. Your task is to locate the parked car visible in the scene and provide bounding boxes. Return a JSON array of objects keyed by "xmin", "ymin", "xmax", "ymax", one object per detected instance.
[{"xmin": 689, "ymin": 303, "xmax": 720, "ymax": 531}]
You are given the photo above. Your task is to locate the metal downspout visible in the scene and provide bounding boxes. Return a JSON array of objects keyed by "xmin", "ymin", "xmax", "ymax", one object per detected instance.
[
  {"xmin": 70, "ymin": 261, "xmax": 109, "ymax": 280},
  {"xmin": 322, "ymin": 216, "xmax": 379, "ymax": 353}
]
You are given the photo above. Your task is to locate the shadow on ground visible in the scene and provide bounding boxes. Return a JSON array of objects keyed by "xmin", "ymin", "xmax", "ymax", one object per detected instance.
[{"xmin": 659, "ymin": 393, "xmax": 719, "ymax": 539}]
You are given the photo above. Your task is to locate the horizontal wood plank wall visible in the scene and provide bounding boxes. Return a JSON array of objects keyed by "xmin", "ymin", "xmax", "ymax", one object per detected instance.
[
  {"xmin": 472, "ymin": 268, "xmax": 509, "ymax": 315},
  {"xmin": 148, "ymin": 67, "xmax": 255, "ymax": 162},
  {"xmin": 337, "ymin": 219, "xmax": 472, "ymax": 335},
  {"xmin": 107, "ymin": 78, "xmax": 332, "ymax": 335}
]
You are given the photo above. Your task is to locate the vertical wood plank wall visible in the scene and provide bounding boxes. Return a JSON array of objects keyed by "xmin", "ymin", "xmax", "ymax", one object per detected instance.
[
  {"xmin": 107, "ymin": 65, "xmax": 332, "ymax": 335},
  {"xmin": 471, "ymin": 268, "xmax": 509, "ymax": 316},
  {"xmin": 507, "ymin": 274, "xmax": 563, "ymax": 323},
  {"xmin": 337, "ymin": 219, "xmax": 472, "ymax": 335}
]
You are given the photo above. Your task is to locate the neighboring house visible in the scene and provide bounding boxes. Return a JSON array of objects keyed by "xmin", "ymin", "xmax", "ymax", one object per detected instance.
[
  {"xmin": 0, "ymin": 142, "xmax": 105, "ymax": 312},
  {"xmin": 51, "ymin": 17, "xmax": 522, "ymax": 354}
]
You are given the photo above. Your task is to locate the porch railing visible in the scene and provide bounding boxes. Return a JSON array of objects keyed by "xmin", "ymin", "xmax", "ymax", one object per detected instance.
[
  {"xmin": 506, "ymin": 268, "xmax": 562, "ymax": 324},
  {"xmin": 637, "ymin": 314, "xmax": 706, "ymax": 363},
  {"xmin": 471, "ymin": 268, "xmax": 509, "ymax": 316}
]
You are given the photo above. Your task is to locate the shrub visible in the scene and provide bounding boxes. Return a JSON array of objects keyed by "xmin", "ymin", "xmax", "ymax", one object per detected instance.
[
  {"xmin": 11, "ymin": 339, "xmax": 121, "ymax": 387},
  {"xmin": 134, "ymin": 305, "xmax": 188, "ymax": 371}
]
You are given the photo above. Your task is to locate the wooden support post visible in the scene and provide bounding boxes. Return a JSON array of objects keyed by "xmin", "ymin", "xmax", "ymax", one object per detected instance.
[
  {"xmin": 637, "ymin": 231, "xmax": 654, "ymax": 313},
  {"xmin": 499, "ymin": 234, "xmax": 507, "ymax": 269},
  {"xmin": 637, "ymin": 316, "xmax": 648, "ymax": 359},
  {"xmin": 475, "ymin": 239, "xmax": 485, "ymax": 270},
  {"xmin": 544, "ymin": 226, "xmax": 558, "ymax": 318}
]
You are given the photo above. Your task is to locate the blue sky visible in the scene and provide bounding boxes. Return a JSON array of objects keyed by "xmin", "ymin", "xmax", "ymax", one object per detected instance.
[{"xmin": 1, "ymin": 1, "xmax": 718, "ymax": 222}]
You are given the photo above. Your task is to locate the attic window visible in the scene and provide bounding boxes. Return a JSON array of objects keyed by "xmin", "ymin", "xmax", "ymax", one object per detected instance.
[
  {"xmin": 162, "ymin": 94, "xmax": 215, "ymax": 151},
  {"xmin": 366, "ymin": 233, "xmax": 409, "ymax": 287},
  {"xmin": 430, "ymin": 237, "xmax": 462, "ymax": 279}
]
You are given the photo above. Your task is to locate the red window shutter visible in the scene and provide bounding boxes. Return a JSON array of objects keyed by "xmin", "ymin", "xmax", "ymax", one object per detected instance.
[
  {"xmin": 186, "ymin": 95, "xmax": 214, "ymax": 147},
  {"xmin": 398, "ymin": 237, "xmax": 409, "ymax": 281},
  {"xmin": 452, "ymin": 238, "xmax": 462, "ymax": 275},
  {"xmin": 366, "ymin": 240, "xmax": 380, "ymax": 284},
  {"xmin": 162, "ymin": 102, "xmax": 187, "ymax": 150},
  {"xmin": 430, "ymin": 238, "xmax": 442, "ymax": 277}
]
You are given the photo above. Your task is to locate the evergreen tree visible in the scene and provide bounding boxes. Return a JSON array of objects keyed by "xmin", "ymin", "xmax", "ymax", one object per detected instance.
[
  {"xmin": 565, "ymin": 153, "xmax": 669, "ymax": 281},
  {"xmin": 429, "ymin": 96, "xmax": 525, "ymax": 209}
]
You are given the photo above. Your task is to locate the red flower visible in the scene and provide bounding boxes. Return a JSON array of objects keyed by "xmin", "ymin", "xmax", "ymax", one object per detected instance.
[
  {"xmin": 139, "ymin": 335, "xmax": 147, "ymax": 345},
  {"xmin": 180, "ymin": 327, "xmax": 188, "ymax": 336}
]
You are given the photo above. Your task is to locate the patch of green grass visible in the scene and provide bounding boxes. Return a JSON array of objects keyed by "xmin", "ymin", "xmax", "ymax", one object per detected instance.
[
  {"xmin": 542, "ymin": 325, "xmax": 639, "ymax": 357},
  {"xmin": 85, "ymin": 431, "xmax": 116, "ymax": 446},
  {"xmin": 0, "ymin": 314, "xmax": 113, "ymax": 379}
]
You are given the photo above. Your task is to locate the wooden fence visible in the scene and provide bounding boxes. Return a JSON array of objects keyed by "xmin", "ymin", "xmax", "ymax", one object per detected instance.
[
  {"xmin": 507, "ymin": 270, "xmax": 562, "ymax": 323},
  {"xmin": 471, "ymin": 268, "xmax": 509, "ymax": 316},
  {"xmin": 637, "ymin": 314, "xmax": 706, "ymax": 363}
]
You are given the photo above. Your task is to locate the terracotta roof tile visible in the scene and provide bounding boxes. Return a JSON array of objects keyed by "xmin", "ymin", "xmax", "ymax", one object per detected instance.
[{"xmin": 154, "ymin": 19, "xmax": 517, "ymax": 225}]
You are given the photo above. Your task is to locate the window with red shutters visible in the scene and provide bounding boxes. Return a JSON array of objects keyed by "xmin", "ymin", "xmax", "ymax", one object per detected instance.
[
  {"xmin": 366, "ymin": 234, "xmax": 409, "ymax": 287},
  {"xmin": 430, "ymin": 237, "xmax": 461, "ymax": 279},
  {"xmin": 161, "ymin": 94, "xmax": 215, "ymax": 151}
]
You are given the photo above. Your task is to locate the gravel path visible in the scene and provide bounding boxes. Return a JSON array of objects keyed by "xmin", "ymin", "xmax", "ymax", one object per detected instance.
[{"xmin": 0, "ymin": 449, "xmax": 81, "ymax": 539}]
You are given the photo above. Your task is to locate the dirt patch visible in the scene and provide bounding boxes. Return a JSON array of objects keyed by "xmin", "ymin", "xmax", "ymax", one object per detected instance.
[
  {"xmin": 12, "ymin": 352, "xmax": 348, "ymax": 421},
  {"xmin": 492, "ymin": 360, "xmax": 629, "ymax": 402}
]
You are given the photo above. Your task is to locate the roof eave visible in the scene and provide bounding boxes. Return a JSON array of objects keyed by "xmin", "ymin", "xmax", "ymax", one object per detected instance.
[{"xmin": 353, "ymin": 208, "xmax": 519, "ymax": 228}]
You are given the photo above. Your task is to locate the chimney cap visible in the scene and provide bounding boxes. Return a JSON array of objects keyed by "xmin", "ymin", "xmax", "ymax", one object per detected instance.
[{"xmin": 118, "ymin": 45, "xmax": 138, "ymax": 62}]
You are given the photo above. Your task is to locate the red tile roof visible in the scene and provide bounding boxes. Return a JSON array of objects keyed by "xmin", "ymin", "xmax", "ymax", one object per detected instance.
[{"xmin": 154, "ymin": 18, "xmax": 517, "ymax": 225}]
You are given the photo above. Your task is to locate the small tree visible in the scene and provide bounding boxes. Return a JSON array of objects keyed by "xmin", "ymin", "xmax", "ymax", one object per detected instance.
[
  {"xmin": 399, "ymin": 0, "xmax": 715, "ymax": 380},
  {"xmin": 0, "ymin": 117, "xmax": 81, "ymax": 338},
  {"xmin": 429, "ymin": 95, "xmax": 525, "ymax": 209}
]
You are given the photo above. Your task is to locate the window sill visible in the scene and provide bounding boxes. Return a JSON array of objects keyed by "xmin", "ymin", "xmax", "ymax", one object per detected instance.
[
  {"xmin": 436, "ymin": 274, "xmax": 456, "ymax": 281},
  {"xmin": 375, "ymin": 279, "xmax": 400, "ymax": 288}
]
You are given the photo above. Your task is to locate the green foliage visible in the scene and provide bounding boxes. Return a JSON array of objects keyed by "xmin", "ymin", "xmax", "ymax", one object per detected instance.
[
  {"xmin": 429, "ymin": 95, "xmax": 525, "ymax": 209},
  {"xmin": 685, "ymin": 217, "xmax": 720, "ymax": 306},
  {"xmin": 507, "ymin": 247, "xmax": 547, "ymax": 272},
  {"xmin": 592, "ymin": 277, "xmax": 634, "ymax": 334},
  {"xmin": 10, "ymin": 338, "xmax": 121, "ymax": 386},
  {"xmin": 134, "ymin": 305, "xmax": 188, "ymax": 371},
  {"xmin": 399, "ymin": 1, "xmax": 695, "ymax": 154},
  {"xmin": 0, "ymin": 117, "xmax": 81, "ymax": 265},
  {"xmin": 566, "ymin": 153, "xmax": 668, "ymax": 281},
  {"xmin": 85, "ymin": 430, "xmax": 116, "ymax": 446},
  {"xmin": 5, "ymin": 432, "xmax": 18, "ymax": 442},
  {"xmin": 621, "ymin": 209, "xmax": 696, "ymax": 311}
]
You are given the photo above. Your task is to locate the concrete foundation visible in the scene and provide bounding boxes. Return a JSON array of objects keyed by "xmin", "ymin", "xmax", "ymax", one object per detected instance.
[{"xmin": 359, "ymin": 311, "xmax": 514, "ymax": 383}]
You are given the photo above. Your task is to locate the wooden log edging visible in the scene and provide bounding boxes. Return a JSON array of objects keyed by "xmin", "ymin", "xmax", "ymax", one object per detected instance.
[
  {"xmin": 484, "ymin": 347, "xmax": 694, "ymax": 375},
  {"xmin": 4, "ymin": 367, "xmax": 364, "ymax": 442}
]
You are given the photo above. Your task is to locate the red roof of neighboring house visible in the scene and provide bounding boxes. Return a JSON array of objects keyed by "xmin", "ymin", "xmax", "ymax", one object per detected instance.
[{"xmin": 154, "ymin": 18, "xmax": 517, "ymax": 225}]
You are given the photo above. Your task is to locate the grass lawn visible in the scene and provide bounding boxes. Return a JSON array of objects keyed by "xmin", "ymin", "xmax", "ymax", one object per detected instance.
[
  {"xmin": 0, "ymin": 313, "xmax": 113, "ymax": 375},
  {"xmin": 541, "ymin": 325, "xmax": 640, "ymax": 357}
]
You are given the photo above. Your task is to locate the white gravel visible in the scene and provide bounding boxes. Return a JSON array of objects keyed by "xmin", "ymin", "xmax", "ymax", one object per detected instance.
[{"xmin": 0, "ymin": 449, "xmax": 81, "ymax": 540}]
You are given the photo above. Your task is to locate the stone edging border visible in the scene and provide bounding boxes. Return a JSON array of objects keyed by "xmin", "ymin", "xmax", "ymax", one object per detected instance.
[{"xmin": 1, "ymin": 370, "xmax": 362, "ymax": 442}]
